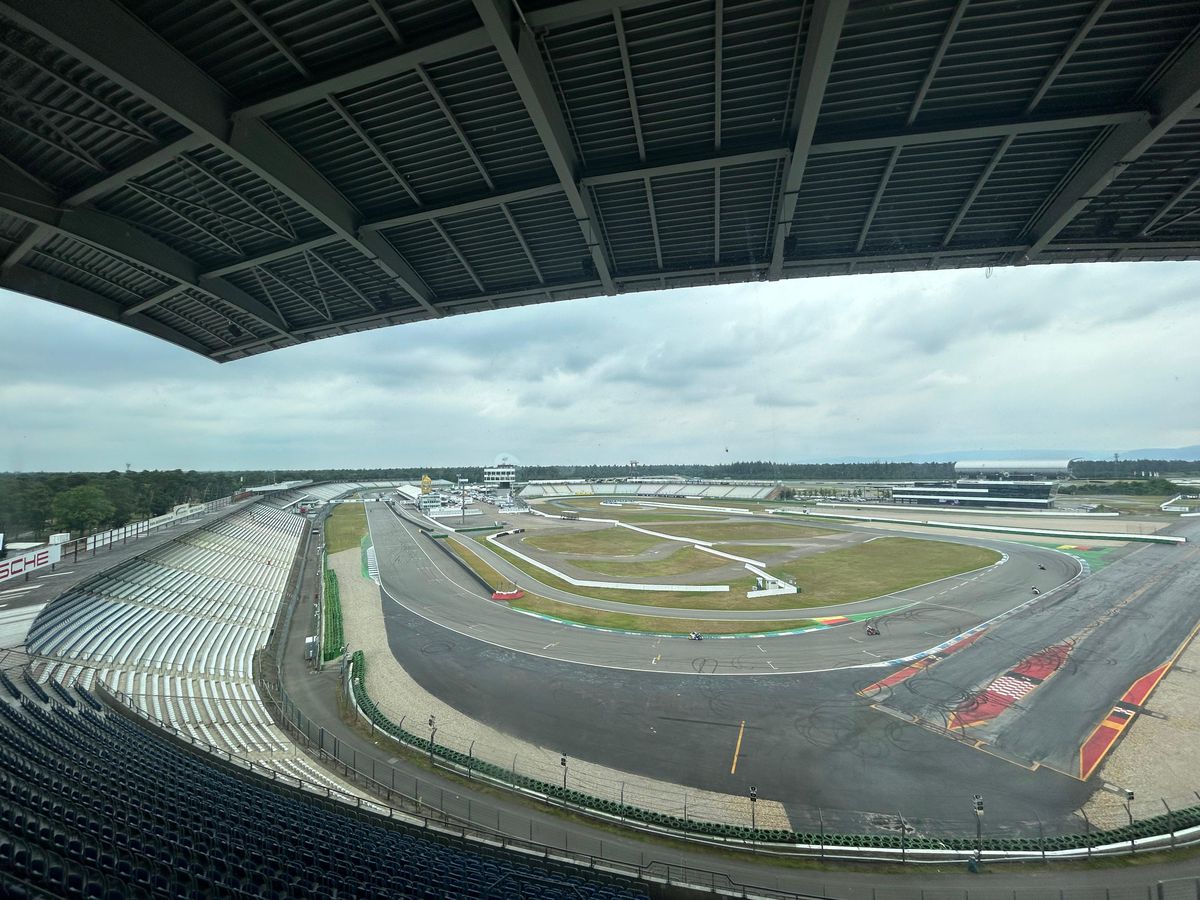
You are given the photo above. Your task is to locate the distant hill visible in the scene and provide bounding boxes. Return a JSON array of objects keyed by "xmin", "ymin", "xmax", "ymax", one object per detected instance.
[
  {"xmin": 1119, "ymin": 445, "xmax": 1200, "ymax": 461},
  {"xmin": 826, "ymin": 446, "xmax": 1200, "ymax": 464}
]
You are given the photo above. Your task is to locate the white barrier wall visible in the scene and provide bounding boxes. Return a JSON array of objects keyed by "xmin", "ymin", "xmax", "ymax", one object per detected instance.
[
  {"xmin": 483, "ymin": 534, "xmax": 730, "ymax": 592},
  {"xmin": 0, "ymin": 544, "xmax": 61, "ymax": 584}
]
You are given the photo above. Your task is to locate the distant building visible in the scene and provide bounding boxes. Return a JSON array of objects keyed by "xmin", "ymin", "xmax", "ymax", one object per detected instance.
[
  {"xmin": 484, "ymin": 464, "xmax": 517, "ymax": 491},
  {"xmin": 891, "ymin": 459, "xmax": 1070, "ymax": 510},
  {"xmin": 952, "ymin": 460, "xmax": 1072, "ymax": 480}
]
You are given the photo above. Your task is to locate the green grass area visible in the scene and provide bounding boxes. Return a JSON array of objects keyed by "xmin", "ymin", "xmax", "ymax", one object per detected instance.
[
  {"xmin": 659, "ymin": 520, "xmax": 832, "ymax": 541},
  {"xmin": 720, "ymin": 543, "xmax": 795, "ymax": 557},
  {"xmin": 443, "ymin": 538, "xmax": 509, "ymax": 589},
  {"xmin": 321, "ymin": 562, "xmax": 343, "ymax": 661},
  {"xmin": 592, "ymin": 511, "xmax": 717, "ymax": 523},
  {"xmin": 324, "ymin": 502, "xmax": 368, "ymax": 554},
  {"xmin": 512, "ymin": 593, "xmax": 817, "ymax": 635},
  {"xmin": 772, "ymin": 537, "xmax": 1000, "ymax": 605},
  {"xmin": 571, "ymin": 545, "xmax": 727, "ymax": 578},
  {"xmin": 478, "ymin": 536, "xmax": 748, "ymax": 608},
  {"xmin": 480, "ymin": 533, "xmax": 999, "ymax": 612},
  {"xmin": 522, "ymin": 527, "xmax": 667, "ymax": 556},
  {"xmin": 438, "ymin": 540, "xmax": 814, "ymax": 634}
]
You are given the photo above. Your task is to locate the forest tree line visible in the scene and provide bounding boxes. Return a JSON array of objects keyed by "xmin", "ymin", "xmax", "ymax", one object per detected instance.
[{"xmin": 2, "ymin": 459, "xmax": 1197, "ymax": 543}]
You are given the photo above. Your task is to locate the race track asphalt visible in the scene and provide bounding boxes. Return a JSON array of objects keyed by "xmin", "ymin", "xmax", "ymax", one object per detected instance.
[{"xmin": 364, "ymin": 500, "xmax": 1199, "ymax": 833}]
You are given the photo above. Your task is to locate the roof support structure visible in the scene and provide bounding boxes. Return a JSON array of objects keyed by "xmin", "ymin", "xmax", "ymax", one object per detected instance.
[
  {"xmin": 415, "ymin": 65, "xmax": 494, "ymax": 190},
  {"xmin": 857, "ymin": 0, "xmax": 967, "ymax": 251},
  {"xmin": 1, "ymin": 222, "xmax": 47, "ymax": 271},
  {"xmin": 64, "ymin": 133, "xmax": 208, "ymax": 207},
  {"xmin": 430, "ymin": 219, "xmax": 485, "ymax": 292},
  {"xmin": 714, "ymin": 0, "xmax": 723, "ymax": 151},
  {"xmin": 1, "ymin": 0, "xmax": 439, "ymax": 316},
  {"xmin": 1022, "ymin": 32, "xmax": 1200, "ymax": 257},
  {"xmin": 229, "ymin": 0, "xmax": 309, "ymax": 78},
  {"xmin": 943, "ymin": 0, "xmax": 1107, "ymax": 246},
  {"xmin": 194, "ymin": 108, "xmax": 1141, "ymax": 279},
  {"xmin": 471, "ymin": 0, "xmax": 616, "ymax": 293},
  {"xmin": 855, "ymin": 146, "xmax": 900, "ymax": 252},
  {"xmin": 499, "ymin": 203, "xmax": 545, "ymax": 284},
  {"xmin": 713, "ymin": 166, "xmax": 721, "ymax": 263},
  {"xmin": 308, "ymin": 249, "xmax": 379, "ymax": 312},
  {"xmin": 1139, "ymin": 170, "xmax": 1200, "ymax": 236},
  {"xmin": 0, "ymin": 161, "xmax": 295, "ymax": 341},
  {"xmin": 767, "ymin": 0, "xmax": 849, "ymax": 279},
  {"xmin": 613, "ymin": 9, "xmax": 646, "ymax": 162},
  {"xmin": 643, "ymin": 177, "xmax": 663, "ymax": 269},
  {"xmin": 326, "ymin": 96, "xmax": 422, "ymax": 205},
  {"xmin": 2, "ymin": 262, "xmax": 212, "ymax": 355}
]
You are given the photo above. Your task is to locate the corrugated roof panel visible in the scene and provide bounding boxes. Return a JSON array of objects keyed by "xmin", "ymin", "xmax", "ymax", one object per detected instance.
[
  {"xmin": 503, "ymin": 193, "xmax": 590, "ymax": 285},
  {"xmin": 439, "ymin": 206, "xmax": 541, "ymax": 292},
  {"xmin": 380, "ymin": 220, "xmax": 480, "ymax": 297},
  {"xmin": 590, "ymin": 180, "xmax": 659, "ymax": 275},
  {"xmin": 649, "ymin": 169, "xmax": 715, "ymax": 269}
]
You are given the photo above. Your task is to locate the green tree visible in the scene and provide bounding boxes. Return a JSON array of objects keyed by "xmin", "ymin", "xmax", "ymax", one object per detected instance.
[{"xmin": 51, "ymin": 485, "xmax": 116, "ymax": 535}]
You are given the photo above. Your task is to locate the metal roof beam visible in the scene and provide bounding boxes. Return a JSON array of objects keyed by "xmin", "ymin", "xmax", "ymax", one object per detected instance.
[
  {"xmin": 714, "ymin": 0, "xmax": 723, "ymax": 150},
  {"xmin": 1139, "ymin": 170, "xmax": 1200, "ymax": 236},
  {"xmin": 64, "ymin": 133, "xmax": 208, "ymax": 207},
  {"xmin": 1, "ymin": 0, "xmax": 439, "ymax": 315},
  {"xmin": 471, "ymin": 0, "xmax": 615, "ymax": 293},
  {"xmin": 643, "ymin": 178, "xmax": 663, "ymax": 269},
  {"xmin": 0, "ymin": 161, "xmax": 294, "ymax": 339},
  {"xmin": 430, "ymin": 219, "xmax": 485, "ymax": 292},
  {"xmin": 198, "ymin": 108, "xmax": 1150, "ymax": 280},
  {"xmin": 415, "ymin": 64, "xmax": 494, "ymax": 190},
  {"xmin": 613, "ymin": 9, "xmax": 646, "ymax": 161},
  {"xmin": 856, "ymin": 146, "xmax": 901, "ymax": 252},
  {"xmin": 810, "ymin": 109, "xmax": 1145, "ymax": 155},
  {"xmin": 1026, "ymin": 0, "xmax": 1110, "ymax": 113},
  {"xmin": 1023, "ymin": 34, "xmax": 1200, "ymax": 258},
  {"xmin": 908, "ymin": 0, "xmax": 969, "ymax": 125},
  {"xmin": 499, "ymin": 203, "xmax": 544, "ymax": 284},
  {"xmin": 1, "ymin": 223, "xmax": 47, "ymax": 271},
  {"xmin": 713, "ymin": 167, "xmax": 721, "ymax": 263},
  {"xmin": 326, "ymin": 96, "xmax": 422, "ymax": 205},
  {"xmin": 942, "ymin": 134, "xmax": 1013, "ymax": 246},
  {"xmin": 768, "ymin": 0, "xmax": 850, "ymax": 279},
  {"xmin": 2, "ymin": 263, "xmax": 213, "ymax": 356},
  {"xmin": 229, "ymin": 0, "xmax": 309, "ymax": 78}
]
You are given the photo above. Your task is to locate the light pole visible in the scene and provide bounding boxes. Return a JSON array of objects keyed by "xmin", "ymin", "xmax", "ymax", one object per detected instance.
[
  {"xmin": 561, "ymin": 753, "xmax": 568, "ymax": 790},
  {"xmin": 973, "ymin": 794, "xmax": 984, "ymax": 862},
  {"xmin": 1125, "ymin": 789, "xmax": 1135, "ymax": 852},
  {"xmin": 749, "ymin": 785, "xmax": 757, "ymax": 834},
  {"xmin": 428, "ymin": 715, "xmax": 436, "ymax": 764}
]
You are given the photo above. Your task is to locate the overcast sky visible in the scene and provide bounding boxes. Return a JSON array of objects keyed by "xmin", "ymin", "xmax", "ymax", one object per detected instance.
[{"xmin": 2, "ymin": 262, "xmax": 1198, "ymax": 472}]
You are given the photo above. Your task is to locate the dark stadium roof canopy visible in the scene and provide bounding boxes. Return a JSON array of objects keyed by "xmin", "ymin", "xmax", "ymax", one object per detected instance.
[{"xmin": 2, "ymin": 0, "xmax": 1199, "ymax": 362}]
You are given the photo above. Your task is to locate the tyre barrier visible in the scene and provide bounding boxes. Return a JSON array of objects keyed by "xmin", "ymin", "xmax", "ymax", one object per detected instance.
[{"xmin": 348, "ymin": 653, "xmax": 1200, "ymax": 860}]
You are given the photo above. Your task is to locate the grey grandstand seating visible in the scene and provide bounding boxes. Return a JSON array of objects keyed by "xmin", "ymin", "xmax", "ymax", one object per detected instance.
[
  {"xmin": 26, "ymin": 504, "xmax": 304, "ymax": 769},
  {"xmin": 0, "ymin": 676, "xmax": 651, "ymax": 899}
]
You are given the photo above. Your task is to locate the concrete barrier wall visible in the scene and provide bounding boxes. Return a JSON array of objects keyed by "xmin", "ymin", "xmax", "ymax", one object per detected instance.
[{"xmin": 779, "ymin": 509, "xmax": 1187, "ymax": 544}]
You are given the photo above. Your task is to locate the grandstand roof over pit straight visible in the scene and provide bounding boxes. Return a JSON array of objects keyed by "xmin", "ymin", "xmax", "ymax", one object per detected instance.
[{"xmin": 3, "ymin": 0, "xmax": 1200, "ymax": 362}]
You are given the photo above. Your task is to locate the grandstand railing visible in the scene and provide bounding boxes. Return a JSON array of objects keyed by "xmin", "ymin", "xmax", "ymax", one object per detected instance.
[
  {"xmin": 335, "ymin": 649, "xmax": 1200, "ymax": 865},
  {"xmin": 92, "ymin": 671, "xmax": 814, "ymax": 900}
]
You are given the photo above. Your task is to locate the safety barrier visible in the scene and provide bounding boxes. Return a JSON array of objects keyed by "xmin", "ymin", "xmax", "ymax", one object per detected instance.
[{"xmin": 347, "ymin": 651, "xmax": 1200, "ymax": 862}]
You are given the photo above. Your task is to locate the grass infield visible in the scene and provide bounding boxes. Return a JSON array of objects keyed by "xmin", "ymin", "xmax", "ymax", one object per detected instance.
[
  {"xmin": 522, "ymin": 527, "xmax": 667, "ymax": 556},
  {"xmin": 324, "ymin": 503, "xmax": 368, "ymax": 555},
  {"xmin": 439, "ymin": 540, "xmax": 817, "ymax": 634}
]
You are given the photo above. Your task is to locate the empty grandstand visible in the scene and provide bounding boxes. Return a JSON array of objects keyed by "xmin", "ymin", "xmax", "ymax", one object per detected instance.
[
  {"xmin": 519, "ymin": 481, "xmax": 778, "ymax": 501},
  {"xmin": 20, "ymin": 503, "xmax": 342, "ymax": 789},
  {"xmin": 0, "ymin": 676, "xmax": 651, "ymax": 898}
]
